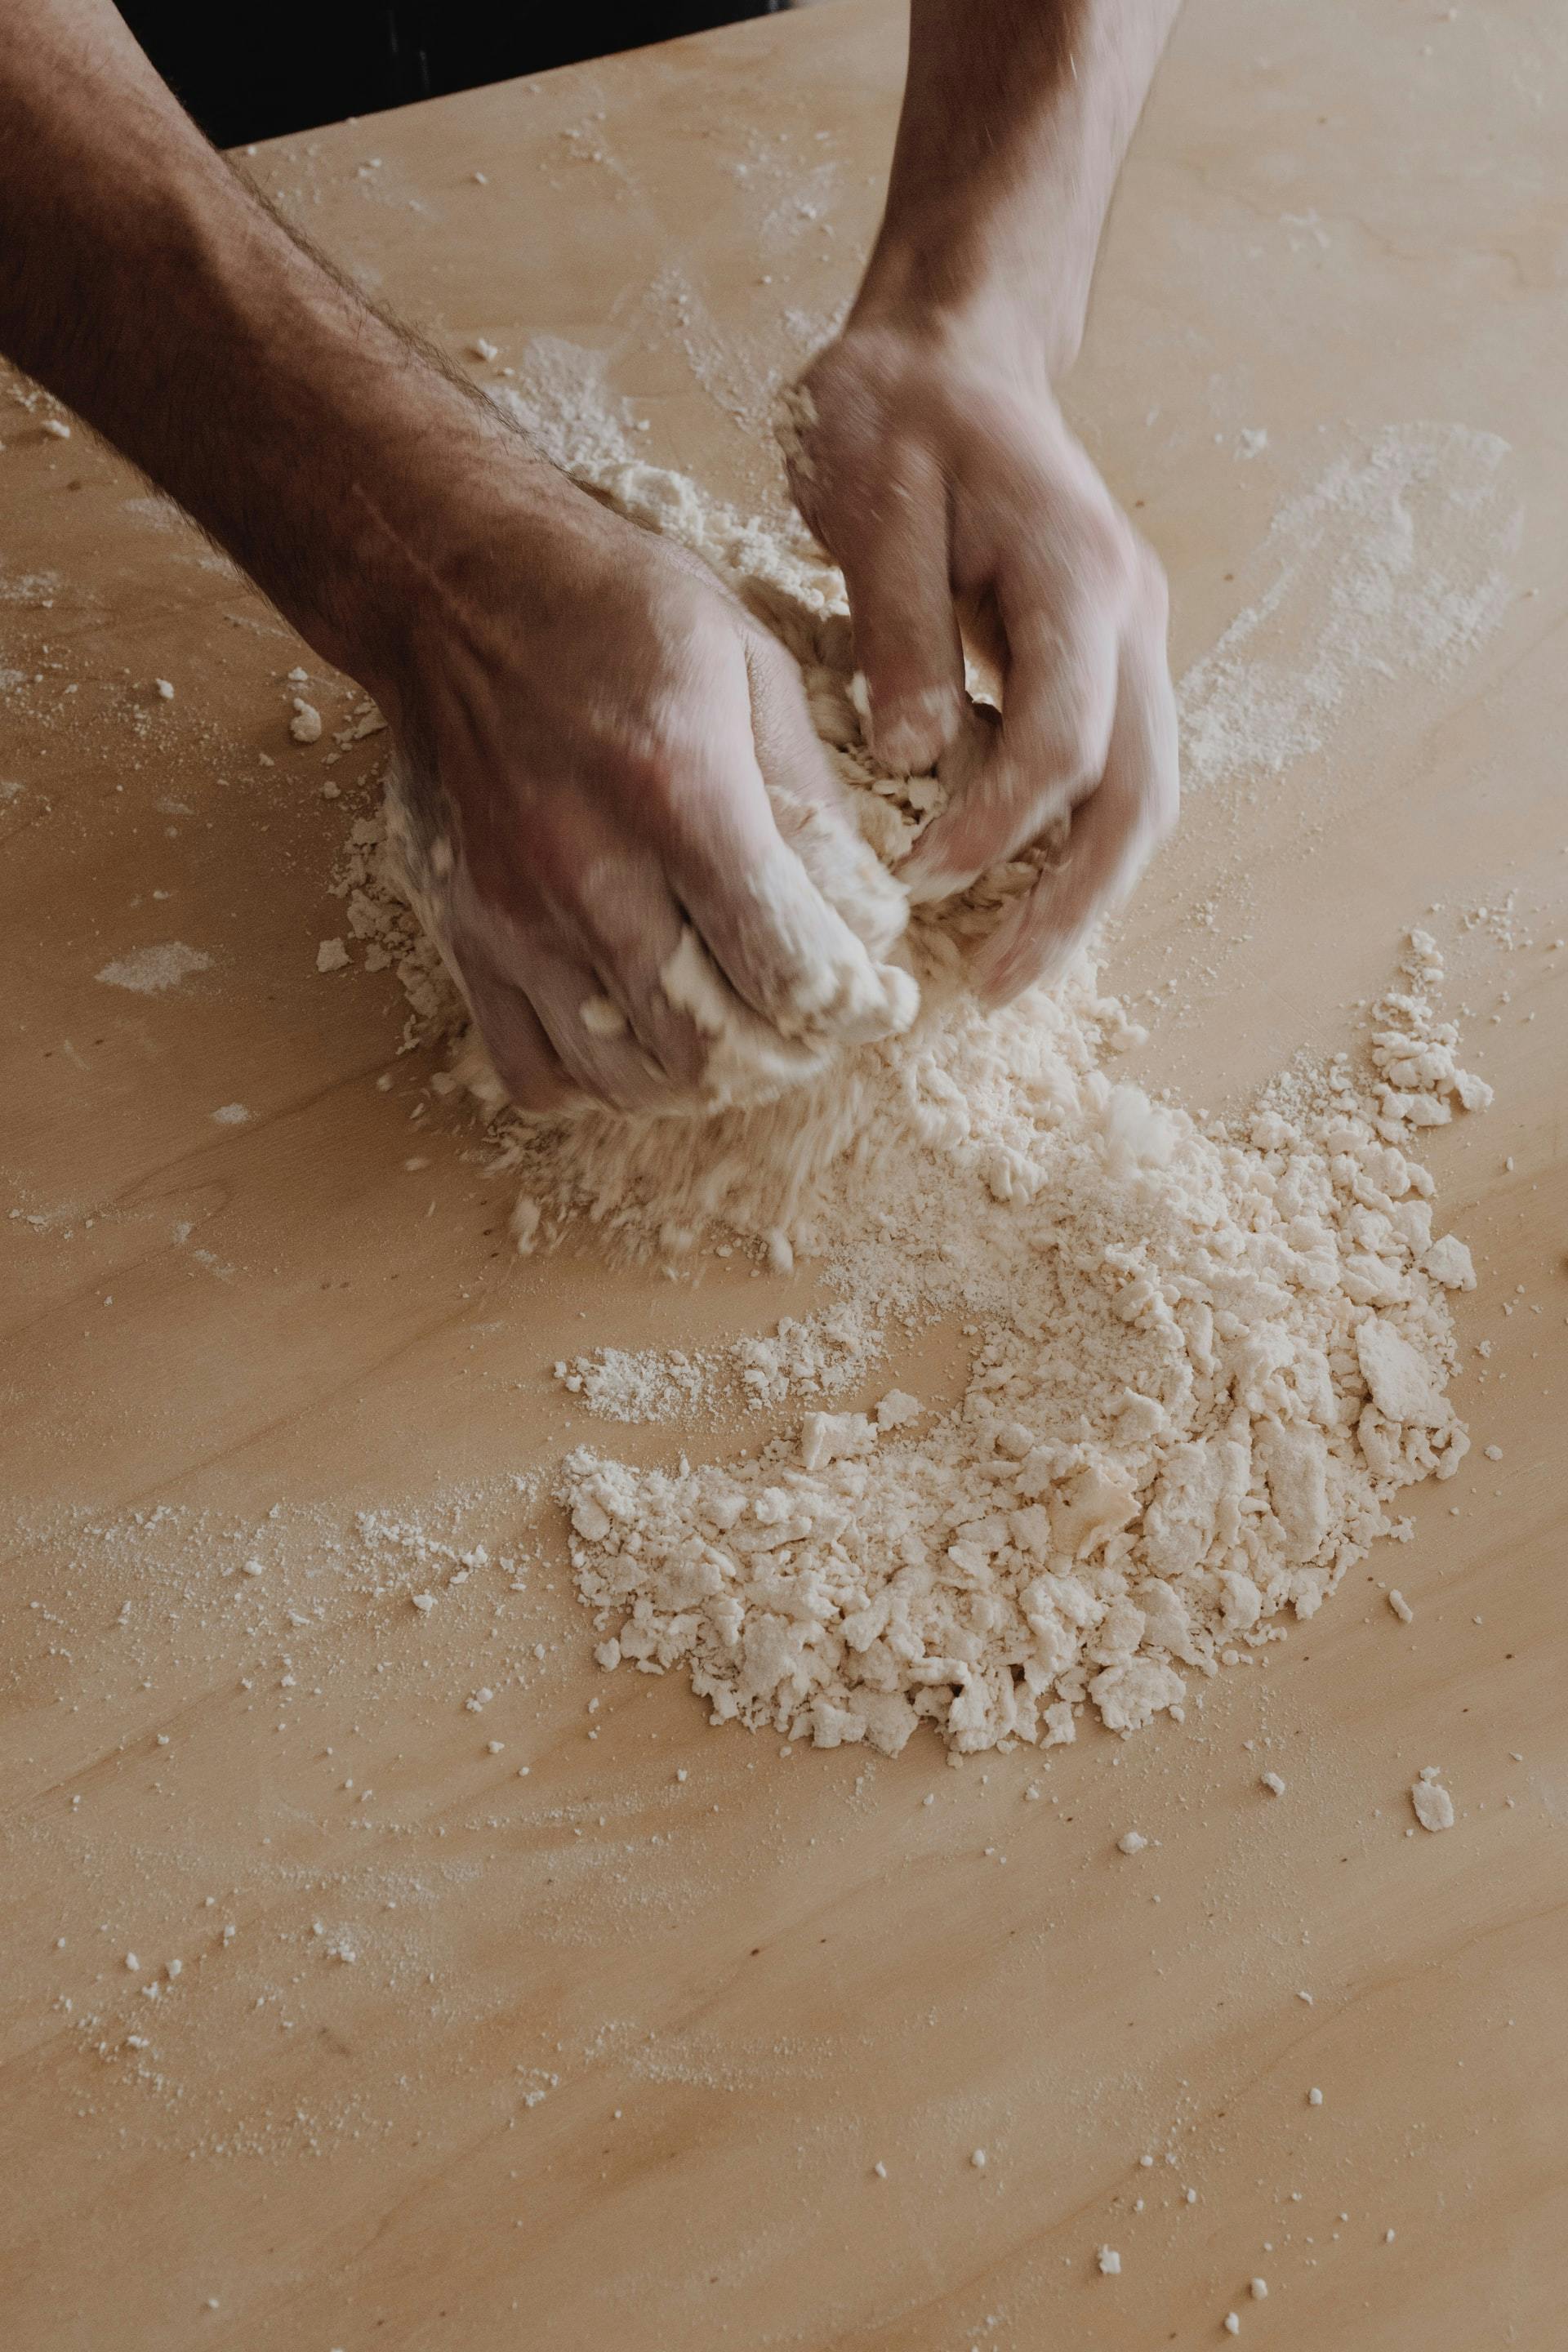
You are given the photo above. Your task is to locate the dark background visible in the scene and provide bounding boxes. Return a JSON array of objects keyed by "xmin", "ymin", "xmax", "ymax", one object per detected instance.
[{"xmin": 119, "ymin": 4, "xmax": 785, "ymax": 148}]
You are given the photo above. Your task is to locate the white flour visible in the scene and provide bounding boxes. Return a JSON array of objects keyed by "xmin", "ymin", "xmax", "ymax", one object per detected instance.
[
  {"xmin": 1178, "ymin": 423, "xmax": 1517, "ymax": 794},
  {"xmin": 345, "ymin": 356, "xmax": 1491, "ymax": 1758},
  {"xmin": 96, "ymin": 941, "xmax": 212, "ymax": 994},
  {"xmin": 565, "ymin": 924, "xmax": 1484, "ymax": 1756}
]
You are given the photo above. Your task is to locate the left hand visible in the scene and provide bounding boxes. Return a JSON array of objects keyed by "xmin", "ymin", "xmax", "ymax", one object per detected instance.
[{"xmin": 785, "ymin": 316, "xmax": 1178, "ymax": 1004}]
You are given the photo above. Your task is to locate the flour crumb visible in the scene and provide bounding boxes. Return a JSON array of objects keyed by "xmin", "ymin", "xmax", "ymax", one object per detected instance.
[
  {"xmin": 1411, "ymin": 1767, "xmax": 1454, "ymax": 1832},
  {"xmin": 1261, "ymin": 1771, "xmax": 1287, "ymax": 1797},
  {"xmin": 1388, "ymin": 1588, "xmax": 1414, "ymax": 1623},
  {"xmin": 579, "ymin": 995, "xmax": 628, "ymax": 1039},
  {"xmin": 316, "ymin": 938, "xmax": 350, "ymax": 974},
  {"xmin": 290, "ymin": 698, "xmax": 324, "ymax": 744},
  {"xmin": 1117, "ymin": 1830, "xmax": 1148, "ymax": 1855},
  {"xmin": 1097, "ymin": 2247, "xmax": 1121, "ymax": 2276}
]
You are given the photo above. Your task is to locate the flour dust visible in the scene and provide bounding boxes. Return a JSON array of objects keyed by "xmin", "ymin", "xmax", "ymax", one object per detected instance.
[{"xmin": 1178, "ymin": 423, "xmax": 1518, "ymax": 795}]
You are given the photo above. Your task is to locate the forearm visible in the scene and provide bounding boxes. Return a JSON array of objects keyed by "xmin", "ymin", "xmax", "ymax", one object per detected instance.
[
  {"xmin": 854, "ymin": 0, "xmax": 1182, "ymax": 374},
  {"xmin": 0, "ymin": 0, "xmax": 533, "ymax": 692}
]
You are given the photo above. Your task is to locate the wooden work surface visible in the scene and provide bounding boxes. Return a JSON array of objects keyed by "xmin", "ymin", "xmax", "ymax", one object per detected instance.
[{"xmin": 3, "ymin": 3, "xmax": 1566, "ymax": 2345}]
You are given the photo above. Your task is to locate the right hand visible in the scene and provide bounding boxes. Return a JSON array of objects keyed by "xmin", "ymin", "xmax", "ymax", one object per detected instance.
[
  {"xmin": 785, "ymin": 318, "xmax": 1178, "ymax": 1007},
  {"xmin": 367, "ymin": 455, "xmax": 915, "ymax": 1115}
]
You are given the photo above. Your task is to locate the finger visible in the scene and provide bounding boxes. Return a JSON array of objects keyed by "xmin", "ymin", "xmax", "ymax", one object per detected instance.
[
  {"xmin": 902, "ymin": 561, "xmax": 1123, "ymax": 902},
  {"xmin": 972, "ymin": 613, "xmax": 1179, "ymax": 1007},
  {"xmin": 669, "ymin": 650, "xmax": 918, "ymax": 1051},
  {"xmin": 455, "ymin": 880, "xmax": 688, "ymax": 1116},
  {"xmin": 830, "ymin": 443, "xmax": 966, "ymax": 775},
  {"xmin": 676, "ymin": 808, "xmax": 917, "ymax": 1053},
  {"xmin": 522, "ymin": 949, "xmax": 688, "ymax": 1115},
  {"xmin": 743, "ymin": 634, "xmax": 910, "ymax": 965},
  {"xmin": 538, "ymin": 846, "xmax": 717, "ymax": 1098},
  {"xmin": 461, "ymin": 963, "xmax": 586, "ymax": 1116},
  {"xmin": 657, "ymin": 921, "xmax": 843, "ymax": 1107}
]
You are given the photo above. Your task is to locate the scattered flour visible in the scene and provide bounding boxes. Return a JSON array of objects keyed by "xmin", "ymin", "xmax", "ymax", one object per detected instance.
[
  {"xmin": 345, "ymin": 356, "xmax": 1491, "ymax": 1761},
  {"xmin": 562, "ymin": 911, "xmax": 1486, "ymax": 1757},
  {"xmin": 96, "ymin": 942, "xmax": 211, "ymax": 994},
  {"xmin": 1178, "ymin": 424, "xmax": 1517, "ymax": 793}
]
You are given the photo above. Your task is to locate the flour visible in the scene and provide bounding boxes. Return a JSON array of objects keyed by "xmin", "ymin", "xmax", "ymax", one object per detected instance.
[
  {"xmin": 1178, "ymin": 424, "xmax": 1517, "ymax": 794},
  {"xmin": 556, "ymin": 1299, "xmax": 885, "ymax": 1424},
  {"xmin": 563, "ymin": 914, "xmax": 1484, "ymax": 1756},
  {"xmin": 96, "ymin": 942, "xmax": 212, "ymax": 994},
  {"xmin": 346, "ymin": 354, "xmax": 1491, "ymax": 1760}
]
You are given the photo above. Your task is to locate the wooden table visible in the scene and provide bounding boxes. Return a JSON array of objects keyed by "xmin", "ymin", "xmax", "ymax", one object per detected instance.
[{"xmin": 3, "ymin": 3, "xmax": 1565, "ymax": 2345}]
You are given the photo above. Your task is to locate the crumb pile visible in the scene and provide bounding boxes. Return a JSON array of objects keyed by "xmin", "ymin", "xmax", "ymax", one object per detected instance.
[{"xmin": 565, "ymin": 933, "xmax": 1485, "ymax": 1755}]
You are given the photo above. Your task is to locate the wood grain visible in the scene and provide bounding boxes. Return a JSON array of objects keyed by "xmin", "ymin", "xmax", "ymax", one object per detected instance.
[{"xmin": 2, "ymin": 4, "xmax": 1565, "ymax": 2345}]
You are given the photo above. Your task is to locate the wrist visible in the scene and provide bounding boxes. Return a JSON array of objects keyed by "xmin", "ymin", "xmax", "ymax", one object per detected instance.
[{"xmin": 848, "ymin": 232, "xmax": 1089, "ymax": 384}]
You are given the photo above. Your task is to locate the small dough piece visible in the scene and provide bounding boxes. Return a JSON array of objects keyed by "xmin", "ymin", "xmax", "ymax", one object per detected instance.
[
  {"xmin": 1411, "ymin": 1768, "xmax": 1454, "ymax": 1832},
  {"xmin": 579, "ymin": 995, "xmax": 628, "ymax": 1040}
]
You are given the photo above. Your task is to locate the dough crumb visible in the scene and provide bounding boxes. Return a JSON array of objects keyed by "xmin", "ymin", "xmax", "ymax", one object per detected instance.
[
  {"xmin": 1411, "ymin": 1767, "xmax": 1454, "ymax": 1832},
  {"xmin": 579, "ymin": 995, "xmax": 628, "ymax": 1039}
]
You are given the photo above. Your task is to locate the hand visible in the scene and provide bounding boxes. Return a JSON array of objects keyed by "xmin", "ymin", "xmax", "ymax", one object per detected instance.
[
  {"xmin": 785, "ymin": 316, "xmax": 1178, "ymax": 1004},
  {"xmin": 372, "ymin": 453, "xmax": 915, "ymax": 1115}
]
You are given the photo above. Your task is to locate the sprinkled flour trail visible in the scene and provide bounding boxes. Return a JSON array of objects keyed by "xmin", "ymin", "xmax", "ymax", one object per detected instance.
[
  {"xmin": 352, "ymin": 385, "xmax": 1491, "ymax": 1760},
  {"xmin": 1178, "ymin": 422, "xmax": 1518, "ymax": 795}
]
